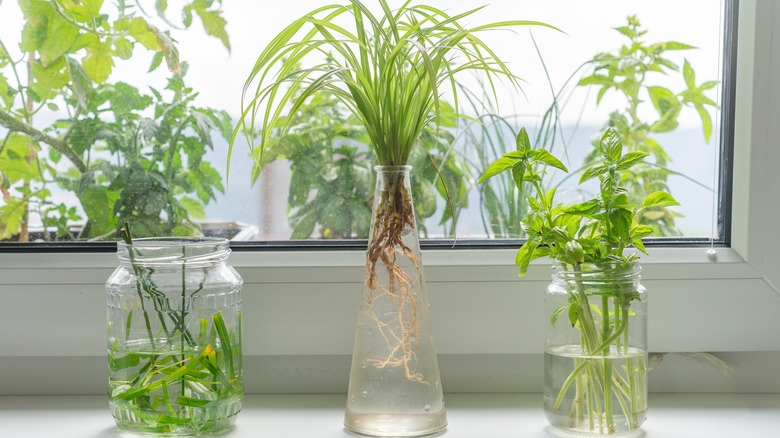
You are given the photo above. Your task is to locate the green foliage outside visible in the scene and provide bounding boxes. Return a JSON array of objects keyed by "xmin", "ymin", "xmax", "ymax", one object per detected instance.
[
  {"xmin": 576, "ymin": 16, "xmax": 717, "ymax": 236},
  {"xmin": 0, "ymin": 0, "xmax": 230, "ymax": 241},
  {"xmin": 264, "ymin": 89, "xmax": 468, "ymax": 240}
]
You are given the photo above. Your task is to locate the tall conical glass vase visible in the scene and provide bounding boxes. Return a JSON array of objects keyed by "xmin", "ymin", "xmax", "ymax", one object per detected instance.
[{"xmin": 344, "ymin": 165, "xmax": 447, "ymax": 437}]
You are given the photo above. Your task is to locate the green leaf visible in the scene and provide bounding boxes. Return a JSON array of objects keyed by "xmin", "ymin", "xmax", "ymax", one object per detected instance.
[
  {"xmin": 696, "ymin": 104, "xmax": 713, "ymax": 142},
  {"xmin": 78, "ymin": 185, "xmax": 115, "ymax": 236},
  {"xmin": 527, "ymin": 196, "xmax": 541, "ymax": 212},
  {"xmin": 149, "ymin": 51, "xmax": 164, "ymax": 72},
  {"xmin": 630, "ymin": 224, "xmax": 655, "ymax": 239},
  {"xmin": 564, "ymin": 240, "xmax": 584, "ymax": 264},
  {"xmin": 551, "ymin": 304, "xmax": 570, "ymax": 328},
  {"xmin": 415, "ymin": 179, "xmax": 437, "ymax": 218},
  {"xmin": 647, "ymin": 86, "xmax": 674, "ymax": 113},
  {"xmin": 699, "ymin": 80, "xmax": 718, "ymax": 90},
  {"xmin": 564, "ymin": 199, "xmax": 600, "ymax": 217},
  {"xmin": 180, "ymin": 196, "xmax": 206, "ymax": 220},
  {"xmin": 516, "ymin": 127, "xmax": 531, "ymax": 153},
  {"xmin": 511, "ymin": 161, "xmax": 525, "ymax": 191},
  {"xmin": 578, "ymin": 164, "xmax": 608, "ymax": 184},
  {"xmin": 478, "ymin": 157, "xmax": 516, "ymax": 183},
  {"xmin": 599, "ymin": 128, "xmax": 622, "ymax": 162},
  {"xmin": 114, "ymin": 37, "xmax": 133, "ymax": 60},
  {"xmin": 38, "ymin": 14, "xmax": 79, "ymax": 66},
  {"xmin": 683, "ymin": 59, "xmax": 695, "ymax": 88},
  {"xmin": 530, "ymin": 149, "xmax": 568, "ymax": 172},
  {"xmin": 82, "ymin": 0, "xmax": 104, "ymax": 16},
  {"xmin": 544, "ymin": 188, "xmax": 557, "ymax": 209},
  {"xmin": 515, "ymin": 238, "xmax": 539, "ymax": 277},
  {"xmin": 182, "ymin": 5, "xmax": 193, "ymax": 27},
  {"xmin": 641, "ymin": 191, "xmax": 680, "ymax": 209},
  {"xmin": 194, "ymin": 4, "xmax": 230, "ymax": 51},
  {"xmin": 129, "ymin": 17, "xmax": 161, "ymax": 51},
  {"xmin": 82, "ymin": 42, "xmax": 114, "ymax": 83},
  {"xmin": 616, "ymin": 152, "xmax": 649, "ymax": 171},
  {"xmin": 66, "ymin": 56, "xmax": 92, "ymax": 110},
  {"xmin": 291, "ymin": 211, "xmax": 317, "ymax": 239},
  {"xmin": 659, "ymin": 41, "xmax": 696, "ymax": 51},
  {"xmin": 631, "ymin": 237, "xmax": 648, "ymax": 254},
  {"xmin": 608, "ymin": 207, "xmax": 633, "ymax": 242},
  {"xmin": 155, "ymin": 0, "xmax": 168, "ymax": 18}
]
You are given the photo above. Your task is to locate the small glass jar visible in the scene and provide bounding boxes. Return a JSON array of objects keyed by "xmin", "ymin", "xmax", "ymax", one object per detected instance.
[
  {"xmin": 106, "ymin": 237, "xmax": 243, "ymax": 435},
  {"xmin": 544, "ymin": 261, "xmax": 647, "ymax": 436}
]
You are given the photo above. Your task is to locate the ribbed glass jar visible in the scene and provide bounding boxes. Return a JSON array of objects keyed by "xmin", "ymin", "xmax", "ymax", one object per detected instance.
[
  {"xmin": 106, "ymin": 237, "xmax": 243, "ymax": 435},
  {"xmin": 544, "ymin": 261, "xmax": 647, "ymax": 436}
]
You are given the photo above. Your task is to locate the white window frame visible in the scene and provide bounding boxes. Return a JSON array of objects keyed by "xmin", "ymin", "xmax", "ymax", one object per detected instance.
[{"xmin": 1, "ymin": 0, "xmax": 779, "ymax": 388}]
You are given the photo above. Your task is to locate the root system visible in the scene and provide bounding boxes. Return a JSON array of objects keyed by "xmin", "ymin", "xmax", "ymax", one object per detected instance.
[{"xmin": 362, "ymin": 173, "xmax": 427, "ymax": 383}]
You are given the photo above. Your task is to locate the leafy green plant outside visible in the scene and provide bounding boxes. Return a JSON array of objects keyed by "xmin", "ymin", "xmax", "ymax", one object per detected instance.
[
  {"xmin": 576, "ymin": 15, "xmax": 716, "ymax": 236},
  {"xmin": 0, "ymin": 0, "xmax": 231, "ymax": 241}
]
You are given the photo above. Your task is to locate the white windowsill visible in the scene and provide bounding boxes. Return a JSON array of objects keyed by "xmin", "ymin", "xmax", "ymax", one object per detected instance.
[{"xmin": 1, "ymin": 393, "xmax": 778, "ymax": 437}]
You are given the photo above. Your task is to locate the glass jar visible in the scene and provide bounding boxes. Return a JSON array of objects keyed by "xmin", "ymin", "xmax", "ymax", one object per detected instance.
[
  {"xmin": 106, "ymin": 237, "xmax": 243, "ymax": 435},
  {"xmin": 344, "ymin": 166, "xmax": 447, "ymax": 437},
  {"xmin": 544, "ymin": 261, "xmax": 647, "ymax": 436}
]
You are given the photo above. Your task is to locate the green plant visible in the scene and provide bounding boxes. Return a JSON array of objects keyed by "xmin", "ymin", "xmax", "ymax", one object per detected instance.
[
  {"xmin": 108, "ymin": 223, "xmax": 242, "ymax": 434},
  {"xmin": 0, "ymin": 0, "xmax": 230, "ymax": 241},
  {"xmin": 576, "ymin": 15, "xmax": 716, "ymax": 236},
  {"xmin": 480, "ymin": 127, "xmax": 678, "ymax": 433},
  {"xmin": 233, "ymin": 0, "xmax": 555, "ymax": 380},
  {"xmin": 268, "ymin": 89, "xmax": 466, "ymax": 240}
]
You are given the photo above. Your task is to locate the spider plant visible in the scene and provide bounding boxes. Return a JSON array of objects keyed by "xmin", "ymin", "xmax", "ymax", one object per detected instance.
[{"xmin": 230, "ymin": 0, "xmax": 557, "ymax": 274}]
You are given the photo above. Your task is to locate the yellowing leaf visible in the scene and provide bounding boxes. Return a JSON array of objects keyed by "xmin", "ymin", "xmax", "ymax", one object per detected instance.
[
  {"xmin": 38, "ymin": 14, "xmax": 79, "ymax": 65},
  {"xmin": 82, "ymin": 42, "xmax": 114, "ymax": 83}
]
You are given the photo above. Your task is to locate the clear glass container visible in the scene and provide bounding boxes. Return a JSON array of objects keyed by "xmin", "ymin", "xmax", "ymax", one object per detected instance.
[
  {"xmin": 106, "ymin": 237, "xmax": 243, "ymax": 435},
  {"xmin": 544, "ymin": 261, "xmax": 647, "ymax": 436},
  {"xmin": 344, "ymin": 166, "xmax": 447, "ymax": 437}
]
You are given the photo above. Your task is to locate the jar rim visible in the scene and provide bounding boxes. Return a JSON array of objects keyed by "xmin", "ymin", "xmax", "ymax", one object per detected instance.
[
  {"xmin": 117, "ymin": 237, "xmax": 230, "ymax": 266},
  {"xmin": 373, "ymin": 165, "xmax": 412, "ymax": 172},
  {"xmin": 117, "ymin": 237, "xmax": 229, "ymax": 249},
  {"xmin": 550, "ymin": 260, "xmax": 642, "ymax": 280}
]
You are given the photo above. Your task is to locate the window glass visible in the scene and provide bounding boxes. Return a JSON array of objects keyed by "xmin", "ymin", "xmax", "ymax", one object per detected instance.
[{"xmin": 0, "ymin": 0, "xmax": 728, "ymax": 244}]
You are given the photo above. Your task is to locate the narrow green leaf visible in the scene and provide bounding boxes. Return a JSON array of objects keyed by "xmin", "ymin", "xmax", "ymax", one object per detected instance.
[
  {"xmin": 174, "ymin": 396, "xmax": 211, "ymax": 408},
  {"xmin": 660, "ymin": 41, "xmax": 696, "ymax": 51},
  {"xmin": 212, "ymin": 312, "xmax": 235, "ymax": 381},
  {"xmin": 551, "ymin": 304, "xmax": 570, "ymax": 328}
]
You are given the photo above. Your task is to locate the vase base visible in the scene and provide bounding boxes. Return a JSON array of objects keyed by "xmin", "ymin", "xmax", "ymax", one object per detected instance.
[{"xmin": 344, "ymin": 409, "xmax": 447, "ymax": 437}]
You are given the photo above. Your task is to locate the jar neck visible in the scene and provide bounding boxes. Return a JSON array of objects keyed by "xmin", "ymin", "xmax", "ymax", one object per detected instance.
[
  {"xmin": 117, "ymin": 237, "xmax": 230, "ymax": 268},
  {"xmin": 374, "ymin": 165, "xmax": 412, "ymax": 176},
  {"xmin": 551, "ymin": 260, "xmax": 641, "ymax": 286}
]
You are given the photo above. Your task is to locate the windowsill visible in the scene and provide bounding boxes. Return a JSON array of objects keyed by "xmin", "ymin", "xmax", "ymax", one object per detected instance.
[{"xmin": 1, "ymin": 393, "xmax": 778, "ymax": 437}]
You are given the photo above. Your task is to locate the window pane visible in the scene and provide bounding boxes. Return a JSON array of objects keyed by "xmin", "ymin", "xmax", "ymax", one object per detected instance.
[{"xmin": 0, "ymin": 1, "xmax": 728, "ymax": 244}]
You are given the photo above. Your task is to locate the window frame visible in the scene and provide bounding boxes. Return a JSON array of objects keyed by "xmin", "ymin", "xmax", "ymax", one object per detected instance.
[{"xmin": 1, "ymin": 0, "xmax": 779, "ymax": 378}]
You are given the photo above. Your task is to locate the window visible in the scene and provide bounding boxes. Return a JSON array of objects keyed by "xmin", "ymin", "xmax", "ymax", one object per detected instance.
[
  {"xmin": 1, "ymin": 0, "xmax": 780, "ymax": 394},
  {"xmin": 0, "ymin": 0, "xmax": 732, "ymax": 249}
]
